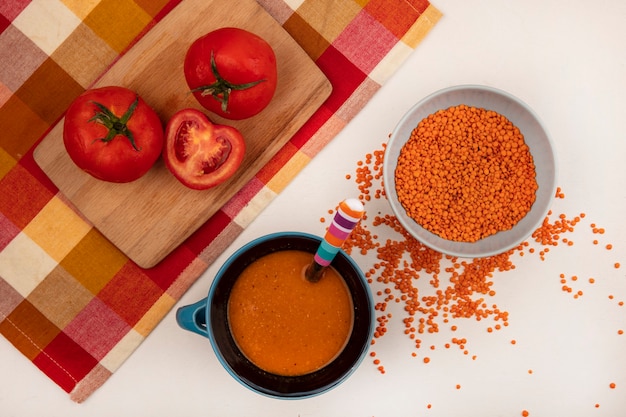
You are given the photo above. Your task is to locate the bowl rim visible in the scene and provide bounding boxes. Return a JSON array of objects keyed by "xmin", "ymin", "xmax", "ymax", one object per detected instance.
[
  {"xmin": 205, "ymin": 231, "xmax": 375, "ymax": 399},
  {"xmin": 383, "ymin": 84, "xmax": 558, "ymax": 258}
]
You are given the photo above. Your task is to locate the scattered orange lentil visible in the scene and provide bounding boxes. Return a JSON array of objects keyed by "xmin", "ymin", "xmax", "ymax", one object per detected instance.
[
  {"xmin": 617, "ymin": 330, "xmax": 623, "ymax": 335},
  {"xmin": 456, "ymin": 384, "xmax": 461, "ymax": 389},
  {"xmin": 615, "ymin": 263, "xmax": 621, "ymax": 269},
  {"xmin": 394, "ymin": 105, "xmax": 537, "ymax": 242},
  {"xmin": 342, "ymin": 145, "xmax": 625, "ymax": 403},
  {"xmin": 522, "ymin": 410, "xmax": 529, "ymax": 417},
  {"xmin": 344, "ymin": 189, "xmax": 518, "ymax": 355},
  {"xmin": 606, "ymin": 244, "xmax": 613, "ymax": 250},
  {"xmin": 531, "ymin": 211, "xmax": 584, "ymax": 248},
  {"xmin": 610, "ymin": 382, "xmax": 616, "ymax": 389}
]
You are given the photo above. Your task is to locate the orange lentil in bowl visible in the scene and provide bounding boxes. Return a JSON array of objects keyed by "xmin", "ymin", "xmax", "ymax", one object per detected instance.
[{"xmin": 394, "ymin": 105, "xmax": 538, "ymax": 242}]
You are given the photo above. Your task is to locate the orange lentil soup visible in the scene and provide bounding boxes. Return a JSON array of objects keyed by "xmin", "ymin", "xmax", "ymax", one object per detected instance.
[
  {"xmin": 395, "ymin": 104, "xmax": 538, "ymax": 242},
  {"xmin": 227, "ymin": 250, "xmax": 354, "ymax": 376}
]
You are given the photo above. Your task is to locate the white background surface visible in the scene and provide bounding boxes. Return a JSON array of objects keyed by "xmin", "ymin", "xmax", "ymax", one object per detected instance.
[{"xmin": 2, "ymin": 0, "xmax": 626, "ymax": 416}]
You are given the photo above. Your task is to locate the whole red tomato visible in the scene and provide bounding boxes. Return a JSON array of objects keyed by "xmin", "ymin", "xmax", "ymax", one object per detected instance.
[
  {"xmin": 184, "ymin": 27, "xmax": 278, "ymax": 120},
  {"xmin": 63, "ymin": 86, "xmax": 164, "ymax": 183},
  {"xmin": 163, "ymin": 108, "xmax": 245, "ymax": 190}
]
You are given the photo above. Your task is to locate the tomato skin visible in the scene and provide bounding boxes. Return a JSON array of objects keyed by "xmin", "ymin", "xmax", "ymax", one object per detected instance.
[
  {"xmin": 184, "ymin": 27, "xmax": 277, "ymax": 120},
  {"xmin": 63, "ymin": 86, "xmax": 164, "ymax": 183},
  {"xmin": 163, "ymin": 108, "xmax": 245, "ymax": 190}
]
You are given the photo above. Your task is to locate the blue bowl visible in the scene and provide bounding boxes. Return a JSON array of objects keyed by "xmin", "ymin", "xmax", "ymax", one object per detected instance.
[{"xmin": 176, "ymin": 232, "xmax": 374, "ymax": 399}]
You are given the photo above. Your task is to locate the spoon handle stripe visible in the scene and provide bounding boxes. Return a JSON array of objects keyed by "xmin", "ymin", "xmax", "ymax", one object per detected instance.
[
  {"xmin": 306, "ymin": 198, "xmax": 365, "ymax": 282},
  {"xmin": 325, "ymin": 223, "xmax": 350, "ymax": 246},
  {"xmin": 313, "ymin": 240, "xmax": 336, "ymax": 267}
]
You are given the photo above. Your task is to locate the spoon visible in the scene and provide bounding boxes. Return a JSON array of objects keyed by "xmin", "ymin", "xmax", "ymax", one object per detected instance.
[{"xmin": 305, "ymin": 198, "xmax": 365, "ymax": 283}]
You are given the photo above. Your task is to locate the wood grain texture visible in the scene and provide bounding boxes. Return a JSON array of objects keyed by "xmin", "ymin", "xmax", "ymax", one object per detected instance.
[{"xmin": 33, "ymin": 0, "xmax": 332, "ymax": 268}]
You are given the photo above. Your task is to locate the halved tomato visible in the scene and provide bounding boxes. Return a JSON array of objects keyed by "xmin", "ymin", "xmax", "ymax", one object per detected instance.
[{"xmin": 163, "ymin": 108, "xmax": 245, "ymax": 190}]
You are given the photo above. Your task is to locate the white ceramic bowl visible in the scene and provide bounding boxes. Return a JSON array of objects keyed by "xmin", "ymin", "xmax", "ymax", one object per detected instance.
[{"xmin": 383, "ymin": 85, "xmax": 557, "ymax": 258}]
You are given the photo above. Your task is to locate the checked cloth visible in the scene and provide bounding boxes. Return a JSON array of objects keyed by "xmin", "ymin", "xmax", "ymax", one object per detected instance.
[{"xmin": 0, "ymin": 0, "xmax": 440, "ymax": 403}]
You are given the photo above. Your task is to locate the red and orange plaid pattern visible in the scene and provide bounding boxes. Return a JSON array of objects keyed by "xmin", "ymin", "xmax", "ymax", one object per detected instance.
[{"xmin": 0, "ymin": 0, "xmax": 440, "ymax": 402}]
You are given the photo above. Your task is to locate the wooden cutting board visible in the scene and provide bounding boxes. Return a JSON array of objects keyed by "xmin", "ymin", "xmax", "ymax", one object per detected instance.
[{"xmin": 33, "ymin": 0, "xmax": 332, "ymax": 268}]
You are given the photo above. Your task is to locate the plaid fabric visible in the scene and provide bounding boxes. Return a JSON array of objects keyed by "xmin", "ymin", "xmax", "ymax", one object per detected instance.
[{"xmin": 0, "ymin": 0, "xmax": 441, "ymax": 403}]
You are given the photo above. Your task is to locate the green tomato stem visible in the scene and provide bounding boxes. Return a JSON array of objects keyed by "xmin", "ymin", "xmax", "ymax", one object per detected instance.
[
  {"xmin": 189, "ymin": 51, "xmax": 265, "ymax": 113},
  {"xmin": 89, "ymin": 95, "xmax": 141, "ymax": 151}
]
